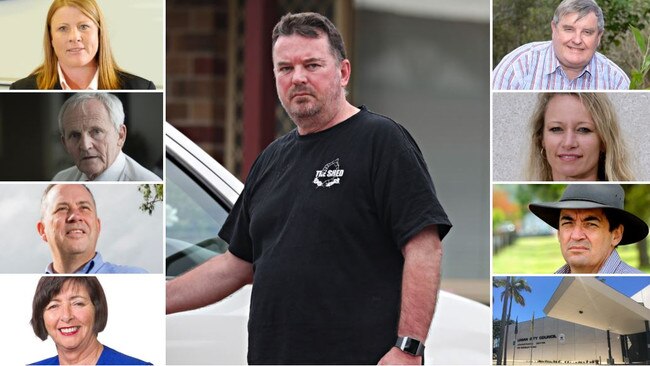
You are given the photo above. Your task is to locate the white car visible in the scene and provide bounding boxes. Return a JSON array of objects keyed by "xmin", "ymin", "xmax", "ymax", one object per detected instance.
[{"xmin": 165, "ymin": 122, "xmax": 490, "ymax": 364}]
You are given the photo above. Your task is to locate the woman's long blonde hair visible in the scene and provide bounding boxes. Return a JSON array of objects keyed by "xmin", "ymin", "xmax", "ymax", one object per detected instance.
[
  {"xmin": 33, "ymin": 0, "xmax": 123, "ymax": 89},
  {"xmin": 526, "ymin": 93, "xmax": 634, "ymax": 181}
]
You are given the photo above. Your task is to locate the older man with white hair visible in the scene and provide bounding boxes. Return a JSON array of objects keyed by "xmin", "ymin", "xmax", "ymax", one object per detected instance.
[{"xmin": 53, "ymin": 93, "xmax": 160, "ymax": 181}]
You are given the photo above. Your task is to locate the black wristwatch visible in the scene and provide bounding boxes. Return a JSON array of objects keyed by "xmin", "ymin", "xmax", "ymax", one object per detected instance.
[{"xmin": 395, "ymin": 336, "xmax": 425, "ymax": 356}]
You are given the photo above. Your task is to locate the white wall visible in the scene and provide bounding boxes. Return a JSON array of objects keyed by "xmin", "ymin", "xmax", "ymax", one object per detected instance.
[
  {"xmin": 0, "ymin": 0, "xmax": 163, "ymax": 88},
  {"xmin": 505, "ymin": 317, "xmax": 623, "ymax": 363},
  {"xmin": 355, "ymin": 9, "xmax": 490, "ymax": 285}
]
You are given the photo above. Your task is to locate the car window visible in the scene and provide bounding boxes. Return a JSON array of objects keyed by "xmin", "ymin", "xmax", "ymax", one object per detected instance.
[{"xmin": 166, "ymin": 157, "xmax": 230, "ymax": 278}]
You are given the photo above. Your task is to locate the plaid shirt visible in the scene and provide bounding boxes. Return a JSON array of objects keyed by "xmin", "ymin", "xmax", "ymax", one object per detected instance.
[
  {"xmin": 493, "ymin": 41, "xmax": 629, "ymax": 90},
  {"xmin": 554, "ymin": 250, "xmax": 642, "ymax": 274}
]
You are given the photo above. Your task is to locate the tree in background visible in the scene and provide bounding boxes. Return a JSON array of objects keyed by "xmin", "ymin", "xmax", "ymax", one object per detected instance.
[
  {"xmin": 493, "ymin": 0, "xmax": 553, "ymax": 66},
  {"xmin": 494, "ymin": 277, "xmax": 532, "ymax": 365},
  {"xmin": 493, "ymin": 187, "xmax": 521, "ymax": 230},
  {"xmin": 493, "ymin": 317, "xmax": 515, "ymax": 360},
  {"xmin": 139, "ymin": 184, "xmax": 163, "ymax": 215},
  {"xmin": 514, "ymin": 184, "xmax": 565, "ymax": 221}
]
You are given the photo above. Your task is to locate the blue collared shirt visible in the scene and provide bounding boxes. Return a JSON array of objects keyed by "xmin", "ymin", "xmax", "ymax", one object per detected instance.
[
  {"xmin": 493, "ymin": 41, "xmax": 629, "ymax": 90},
  {"xmin": 554, "ymin": 250, "xmax": 642, "ymax": 274},
  {"xmin": 45, "ymin": 252, "xmax": 148, "ymax": 274}
]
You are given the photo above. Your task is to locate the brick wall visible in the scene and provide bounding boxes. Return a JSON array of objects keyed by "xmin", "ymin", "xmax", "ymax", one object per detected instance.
[{"xmin": 166, "ymin": 0, "xmax": 228, "ymax": 163}]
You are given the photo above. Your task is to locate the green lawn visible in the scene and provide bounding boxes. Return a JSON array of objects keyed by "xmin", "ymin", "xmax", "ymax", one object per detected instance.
[{"xmin": 493, "ymin": 235, "xmax": 649, "ymax": 274}]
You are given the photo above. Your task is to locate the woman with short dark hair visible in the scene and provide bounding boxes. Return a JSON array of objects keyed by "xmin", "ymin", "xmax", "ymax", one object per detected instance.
[{"xmin": 30, "ymin": 276, "xmax": 151, "ymax": 365}]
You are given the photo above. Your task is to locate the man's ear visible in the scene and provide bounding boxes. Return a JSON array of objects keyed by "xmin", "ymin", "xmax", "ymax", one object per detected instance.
[
  {"xmin": 596, "ymin": 30, "xmax": 603, "ymax": 48},
  {"xmin": 611, "ymin": 224, "xmax": 624, "ymax": 247},
  {"xmin": 339, "ymin": 59, "xmax": 351, "ymax": 88},
  {"xmin": 550, "ymin": 21, "xmax": 557, "ymax": 38},
  {"xmin": 37, "ymin": 221, "xmax": 47, "ymax": 243},
  {"xmin": 60, "ymin": 134, "xmax": 70, "ymax": 155},
  {"xmin": 117, "ymin": 125, "xmax": 127, "ymax": 148}
]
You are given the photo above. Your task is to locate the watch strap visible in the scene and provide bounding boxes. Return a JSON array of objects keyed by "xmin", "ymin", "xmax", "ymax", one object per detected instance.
[{"xmin": 395, "ymin": 336, "xmax": 425, "ymax": 356}]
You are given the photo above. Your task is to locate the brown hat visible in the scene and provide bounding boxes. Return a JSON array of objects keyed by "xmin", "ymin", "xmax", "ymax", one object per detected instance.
[{"xmin": 529, "ymin": 184, "xmax": 648, "ymax": 245}]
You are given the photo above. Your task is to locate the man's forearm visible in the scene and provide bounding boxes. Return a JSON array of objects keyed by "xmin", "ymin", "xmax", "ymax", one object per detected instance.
[
  {"xmin": 398, "ymin": 225, "xmax": 442, "ymax": 341},
  {"xmin": 166, "ymin": 250, "xmax": 253, "ymax": 314}
]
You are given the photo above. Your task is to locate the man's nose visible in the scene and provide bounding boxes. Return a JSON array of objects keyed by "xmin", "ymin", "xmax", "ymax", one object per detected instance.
[
  {"xmin": 66, "ymin": 206, "xmax": 83, "ymax": 222},
  {"xmin": 569, "ymin": 225, "xmax": 587, "ymax": 241},
  {"xmin": 291, "ymin": 66, "xmax": 307, "ymax": 85},
  {"xmin": 79, "ymin": 134, "xmax": 93, "ymax": 150},
  {"xmin": 571, "ymin": 31, "xmax": 582, "ymax": 45}
]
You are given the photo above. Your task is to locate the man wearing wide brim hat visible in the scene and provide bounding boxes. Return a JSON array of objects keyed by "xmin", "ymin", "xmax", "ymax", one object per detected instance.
[{"xmin": 529, "ymin": 184, "xmax": 648, "ymax": 274}]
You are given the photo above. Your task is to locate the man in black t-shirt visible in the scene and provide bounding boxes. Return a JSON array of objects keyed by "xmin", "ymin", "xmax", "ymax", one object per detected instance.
[{"xmin": 167, "ymin": 12, "xmax": 451, "ymax": 365}]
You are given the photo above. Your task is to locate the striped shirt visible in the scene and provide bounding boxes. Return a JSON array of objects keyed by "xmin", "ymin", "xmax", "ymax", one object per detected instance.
[
  {"xmin": 493, "ymin": 41, "xmax": 629, "ymax": 90},
  {"xmin": 554, "ymin": 250, "xmax": 642, "ymax": 274}
]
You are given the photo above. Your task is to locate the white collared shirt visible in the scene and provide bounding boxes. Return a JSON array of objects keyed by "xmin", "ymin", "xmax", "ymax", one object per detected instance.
[
  {"xmin": 81, "ymin": 150, "xmax": 127, "ymax": 181},
  {"xmin": 57, "ymin": 62, "xmax": 99, "ymax": 90},
  {"xmin": 53, "ymin": 151, "xmax": 161, "ymax": 181}
]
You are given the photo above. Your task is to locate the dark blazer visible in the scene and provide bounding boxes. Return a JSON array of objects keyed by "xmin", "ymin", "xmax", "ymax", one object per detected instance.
[{"xmin": 9, "ymin": 71, "xmax": 156, "ymax": 90}]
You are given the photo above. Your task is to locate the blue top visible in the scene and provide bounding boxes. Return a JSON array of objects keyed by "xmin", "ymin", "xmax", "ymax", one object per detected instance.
[
  {"xmin": 30, "ymin": 345, "xmax": 152, "ymax": 365},
  {"xmin": 45, "ymin": 252, "xmax": 148, "ymax": 274},
  {"xmin": 555, "ymin": 250, "xmax": 643, "ymax": 274}
]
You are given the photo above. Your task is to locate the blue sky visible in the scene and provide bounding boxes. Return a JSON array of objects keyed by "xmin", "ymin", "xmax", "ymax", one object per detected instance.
[{"xmin": 493, "ymin": 276, "xmax": 650, "ymax": 322}]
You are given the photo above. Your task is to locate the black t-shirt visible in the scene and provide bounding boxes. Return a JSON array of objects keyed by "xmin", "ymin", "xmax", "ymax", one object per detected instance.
[{"xmin": 219, "ymin": 106, "xmax": 451, "ymax": 364}]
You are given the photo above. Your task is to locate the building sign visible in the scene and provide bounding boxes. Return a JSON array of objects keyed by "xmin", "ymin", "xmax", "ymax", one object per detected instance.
[
  {"xmin": 515, "ymin": 334, "xmax": 557, "ymax": 349},
  {"xmin": 516, "ymin": 334, "xmax": 557, "ymax": 342}
]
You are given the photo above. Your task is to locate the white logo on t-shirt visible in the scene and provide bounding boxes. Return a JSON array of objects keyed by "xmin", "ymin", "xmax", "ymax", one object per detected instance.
[{"xmin": 313, "ymin": 158, "xmax": 344, "ymax": 188}]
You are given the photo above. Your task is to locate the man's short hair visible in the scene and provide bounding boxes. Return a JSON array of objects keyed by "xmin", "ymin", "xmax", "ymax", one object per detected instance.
[
  {"xmin": 31, "ymin": 276, "xmax": 108, "ymax": 341},
  {"xmin": 58, "ymin": 93, "xmax": 125, "ymax": 135},
  {"xmin": 40, "ymin": 184, "xmax": 97, "ymax": 218},
  {"xmin": 271, "ymin": 12, "xmax": 347, "ymax": 63},
  {"xmin": 553, "ymin": 0, "xmax": 605, "ymax": 33}
]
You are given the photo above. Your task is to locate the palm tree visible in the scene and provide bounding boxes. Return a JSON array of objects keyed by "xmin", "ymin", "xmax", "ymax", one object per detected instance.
[{"xmin": 494, "ymin": 277, "xmax": 532, "ymax": 365}]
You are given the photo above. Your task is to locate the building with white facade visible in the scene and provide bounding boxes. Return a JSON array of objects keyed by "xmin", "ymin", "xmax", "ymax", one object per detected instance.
[{"xmin": 503, "ymin": 277, "xmax": 650, "ymax": 364}]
